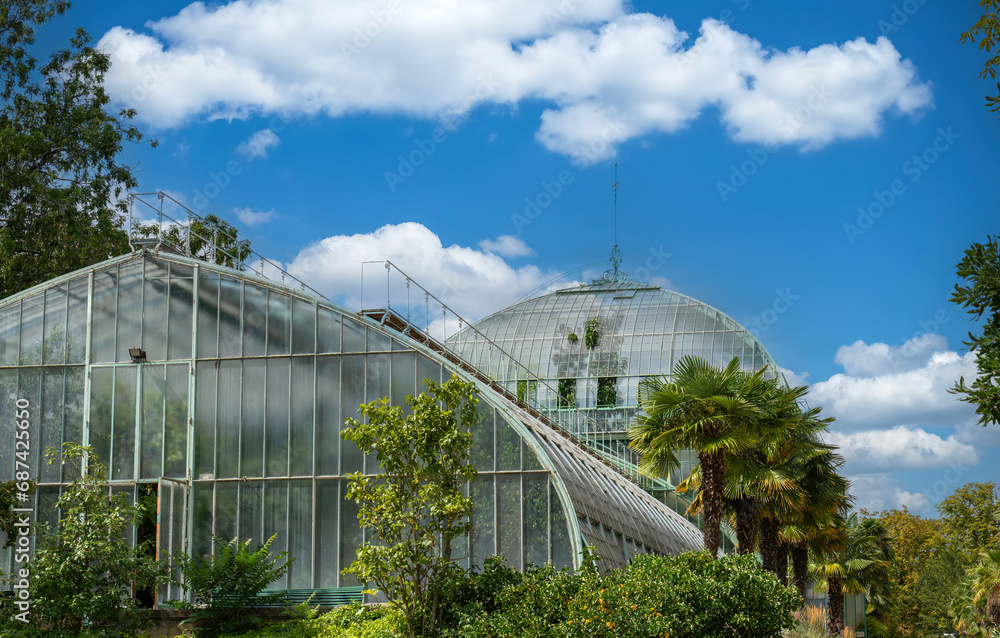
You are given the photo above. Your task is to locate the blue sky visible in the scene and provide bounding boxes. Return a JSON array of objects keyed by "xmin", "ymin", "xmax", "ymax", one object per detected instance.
[{"xmin": 36, "ymin": 0, "xmax": 1000, "ymax": 513}]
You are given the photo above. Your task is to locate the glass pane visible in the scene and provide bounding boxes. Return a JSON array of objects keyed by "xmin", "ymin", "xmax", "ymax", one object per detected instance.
[
  {"xmin": 471, "ymin": 404, "xmax": 494, "ymax": 473},
  {"xmin": 497, "ymin": 475, "xmax": 521, "ymax": 569},
  {"xmin": 339, "ymin": 480, "xmax": 361, "ymax": 587},
  {"xmin": 0, "ymin": 370, "xmax": 15, "ymax": 482},
  {"xmin": 140, "ymin": 365, "xmax": 165, "ymax": 480},
  {"xmin": 523, "ymin": 474, "xmax": 548, "ymax": 567},
  {"xmin": 143, "ymin": 258, "xmax": 169, "ymax": 361},
  {"xmin": 367, "ymin": 326, "xmax": 391, "ymax": 352},
  {"xmin": 267, "ymin": 291, "xmax": 290, "ymax": 356},
  {"xmin": 239, "ymin": 480, "xmax": 264, "ymax": 543},
  {"xmin": 265, "ymin": 359, "xmax": 290, "ymax": 477},
  {"xmin": 194, "ymin": 363, "xmax": 217, "ymax": 478},
  {"xmin": 315, "ymin": 479, "xmax": 339, "ymax": 587},
  {"xmin": 242, "ymin": 360, "xmax": 266, "ymax": 477},
  {"xmin": 495, "ymin": 420, "xmax": 521, "ymax": 472},
  {"xmin": 340, "ymin": 356, "xmax": 365, "ymax": 474},
  {"xmin": 243, "ymin": 284, "xmax": 266, "ymax": 357},
  {"xmin": 63, "ymin": 367, "xmax": 84, "ymax": 479},
  {"xmin": 342, "ymin": 317, "xmax": 365, "ymax": 353},
  {"xmin": 17, "ymin": 369, "xmax": 41, "ymax": 476},
  {"xmin": 20, "ymin": 294, "xmax": 43, "ymax": 365},
  {"xmin": 0, "ymin": 303, "xmax": 19, "ymax": 366},
  {"xmin": 66, "ymin": 277, "xmax": 87, "ymax": 363},
  {"xmin": 191, "ymin": 482, "xmax": 213, "ymax": 557},
  {"xmin": 42, "ymin": 285, "xmax": 67, "ymax": 364},
  {"xmin": 550, "ymin": 481, "xmax": 572, "ymax": 569},
  {"xmin": 164, "ymin": 364, "xmax": 189, "ymax": 478},
  {"xmin": 317, "ymin": 308, "xmax": 341, "ymax": 354},
  {"xmin": 197, "ymin": 271, "xmax": 220, "ymax": 359},
  {"xmin": 416, "ymin": 354, "xmax": 441, "ymax": 389},
  {"xmin": 216, "ymin": 361, "xmax": 241, "ymax": 479},
  {"xmin": 315, "ymin": 357, "xmax": 340, "ymax": 476},
  {"xmin": 291, "ymin": 299, "xmax": 316, "ymax": 355},
  {"xmin": 364, "ymin": 354, "xmax": 390, "ymax": 474},
  {"xmin": 91, "ymin": 269, "xmax": 117, "ymax": 363},
  {"xmin": 263, "ymin": 481, "xmax": 288, "ymax": 588},
  {"xmin": 218, "ymin": 277, "xmax": 242, "ymax": 358},
  {"xmin": 167, "ymin": 263, "xmax": 194, "ymax": 360},
  {"xmin": 470, "ymin": 476, "xmax": 495, "ymax": 568},
  {"xmin": 88, "ymin": 366, "xmax": 115, "ymax": 470},
  {"xmin": 390, "ymin": 352, "xmax": 416, "ymax": 410},
  {"xmin": 115, "ymin": 261, "xmax": 143, "ymax": 364},
  {"xmin": 39, "ymin": 369, "xmax": 66, "ymax": 482},
  {"xmin": 215, "ymin": 482, "xmax": 239, "ymax": 546},
  {"xmin": 289, "ymin": 357, "xmax": 314, "ymax": 476},
  {"xmin": 112, "ymin": 366, "xmax": 137, "ymax": 480},
  {"xmin": 288, "ymin": 480, "xmax": 312, "ymax": 588}
]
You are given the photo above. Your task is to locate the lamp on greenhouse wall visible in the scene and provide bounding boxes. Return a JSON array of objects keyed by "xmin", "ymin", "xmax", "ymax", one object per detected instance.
[{"xmin": 128, "ymin": 347, "xmax": 147, "ymax": 363}]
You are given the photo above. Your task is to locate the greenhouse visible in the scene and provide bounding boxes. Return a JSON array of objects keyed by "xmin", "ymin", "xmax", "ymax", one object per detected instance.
[{"xmin": 0, "ymin": 249, "xmax": 705, "ymax": 605}]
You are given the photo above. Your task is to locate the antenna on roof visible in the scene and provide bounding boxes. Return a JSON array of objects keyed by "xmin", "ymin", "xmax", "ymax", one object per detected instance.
[{"xmin": 592, "ymin": 163, "xmax": 631, "ymax": 285}]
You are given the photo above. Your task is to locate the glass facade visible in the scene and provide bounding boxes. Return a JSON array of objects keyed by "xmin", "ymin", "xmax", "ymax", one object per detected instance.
[{"xmin": 0, "ymin": 252, "xmax": 704, "ymax": 601}]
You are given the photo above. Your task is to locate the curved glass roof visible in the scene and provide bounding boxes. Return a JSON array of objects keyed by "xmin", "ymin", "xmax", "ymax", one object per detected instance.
[{"xmin": 449, "ymin": 282, "xmax": 784, "ymax": 391}]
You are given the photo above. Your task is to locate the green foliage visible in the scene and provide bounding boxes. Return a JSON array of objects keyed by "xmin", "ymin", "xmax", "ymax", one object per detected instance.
[
  {"xmin": 341, "ymin": 376, "xmax": 479, "ymax": 638},
  {"xmin": 596, "ymin": 377, "xmax": 616, "ymax": 407},
  {"xmin": 960, "ymin": 1, "xmax": 1000, "ymax": 113},
  {"xmin": 0, "ymin": 478, "xmax": 34, "ymax": 548},
  {"xmin": 0, "ymin": 0, "xmax": 156, "ymax": 299},
  {"xmin": 566, "ymin": 332, "xmax": 578, "ymax": 343},
  {"xmin": 214, "ymin": 604, "xmax": 405, "ymax": 638},
  {"xmin": 583, "ymin": 318, "xmax": 599, "ymax": 349},
  {"xmin": 170, "ymin": 534, "xmax": 293, "ymax": 637},
  {"xmin": 556, "ymin": 378, "xmax": 576, "ymax": 408},
  {"xmin": 447, "ymin": 551, "xmax": 799, "ymax": 638},
  {"xmin": 950, "ymin": 235, "xmax": 1000, "ymax": 426},
  {"xmin": 938, "ymin": 482, "xmax": 1000, "ymax": 560},
  {"xmin": 17, "ymin": 444, "xmax": 159, "ymax": 638}
]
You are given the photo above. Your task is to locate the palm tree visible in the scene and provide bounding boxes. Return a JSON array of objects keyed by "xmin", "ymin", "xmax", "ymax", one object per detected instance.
[
  {"xmin": 970, "ymin": 548, "xmax": 1000, "ymax": 631},
  {"xmin": 630, "ymin": 355, "xmax": 765, "ymax": 557},
  {"xmin": 811, "ymin": 513, "xmax": 893, "ymax": 634}
]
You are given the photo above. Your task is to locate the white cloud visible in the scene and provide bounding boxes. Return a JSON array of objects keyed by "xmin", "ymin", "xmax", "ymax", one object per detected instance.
[
  {"xmin": 779, "ymin": 367, "xmax": 810, "ymax": 387},
  {"xmin": 233, "ymin": 207, "xmax": 276, "ymax": 227},
  {"xmin": 810, "ymin": 337, "xmax": 978, "ymax": 431},
  {"xmin": 478, "ymin": 235, "xmax": 535, "ymax": 258},
  {"xmin": 284, "ymin": 222, "xmax": 565, "ymax": 322},
  {"xmin": 98, "ymin": 2, "xmax": 932, "ymax": 160},
  {"xmin": 847, "ymin": 475, "xmax": 929, "ymax": 513},
  {"xmin": 236, "ymin": 128, "xmax": 280, "ymax": 159},
  {"xmin": 825, "ymin": 425, "xmax": 979, "ymax": 473}
]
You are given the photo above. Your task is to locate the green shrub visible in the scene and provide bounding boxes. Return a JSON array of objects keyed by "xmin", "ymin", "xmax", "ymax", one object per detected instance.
[
  {"xmin": 170, "ymin": 535, "xmax": 293, "ymax": 637},
  {"xmin": 451, "ymin": 551, "xmax": 800, "ymax": 638},
  {"xmin": 216, "ymin": 604, "xmax": 404, "ymax": 638}
]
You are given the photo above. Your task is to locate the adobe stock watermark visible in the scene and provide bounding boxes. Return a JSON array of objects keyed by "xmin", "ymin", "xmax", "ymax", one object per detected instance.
[
  {"xmin": 384, "ymin": 75, "xmax": 502, "ymax": 192},
  {"xmin": 745, "ymin": 288, "xmax": 799, "ymax": 336},
  {"xmin": 915, "ymin": 461, "xmax": 971, "ymax": 517},
  {"xmin": 126, "ymin": 64, "xmax": 169, "ymax": 106},
  {"xmin": 631, "ymin": 245, "xmax": 673, "ymax": 283},
  {"xmin": 843, "ymin": 126, "xmax": 959, "ymax": 244},
  {"xmin": 340, "ymin": 0, "xmax": 402, "ymax": 63},
  {"xmin": 12, "ymin": 397, "xmax": 33, "ymax": 624},
  {"xmin": 716, "ymin": 85, "xmax": 833, "ymax": 202},
  {"xmin": 877, "ymin": 0, "xmax": 932, "ymax": 36}
]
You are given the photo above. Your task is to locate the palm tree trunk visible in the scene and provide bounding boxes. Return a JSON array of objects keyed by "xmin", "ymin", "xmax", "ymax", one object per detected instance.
[
  {"xmin": 700, "ymin": 451, "xmax": 726, "ymax": 557},
  {"xmin": 827, "ymin": 576, "xmax": 845, "ymax": 635},
  {"xmin": 735, "ymin": 497, "xmax": 758, "ymax": 555},
  {"xmin": 791, "ymin": 543, "xmax": 809, "ymax": 599},
  {"xmin": 775, "ymin": 539, "xmax": 789, "ymax": 585},
  {"xmin": 760, "ymin": 516, "xmax": 781, "ymax": 578}
]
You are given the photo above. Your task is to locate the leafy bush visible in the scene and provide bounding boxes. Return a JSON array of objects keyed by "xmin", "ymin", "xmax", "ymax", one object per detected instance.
[
  {"xmin": 10, "ymin": 445, "xmax": 159, "ymax": 638},
  {"xmin": 171, "ymin": 535, "xmax": 293, "ymax": 637},
  {"xmin": 215, "ymin": 603, "xmax": 404, "ymax": 638},
  {"xmin": 448, "ymin": 551, "xmax": 799, "ymax": 638}
]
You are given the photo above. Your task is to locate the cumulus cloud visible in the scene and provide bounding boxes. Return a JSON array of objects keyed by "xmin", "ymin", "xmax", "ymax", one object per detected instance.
[
  {"xmin": 825, "ymin": 426, "xmax": 979, "ymax": 473},
  {"xmin": 236, "ymin": 128, "xmax": 280, "ymax": 159},
  {"xmin": 233, "ymin": 207, "xmax": 276, "ymax": 227},
  {"xmin": 478, "ymin": 235, "xmax": 535, "ymax": 258},
  {"xmin": 284, "ymin": 222, "xmax": 565, "ymax": 322},
  {"xmin": 779, "ymin": 367, "xmax": 810, "ymax": 387},
  {"xmin": 97, "ymin": 1, "xmax": 932, "ymax": 160},
  {"xmin": 810, "ymin": 337, "xmax": 978, "ymax": 431}
]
